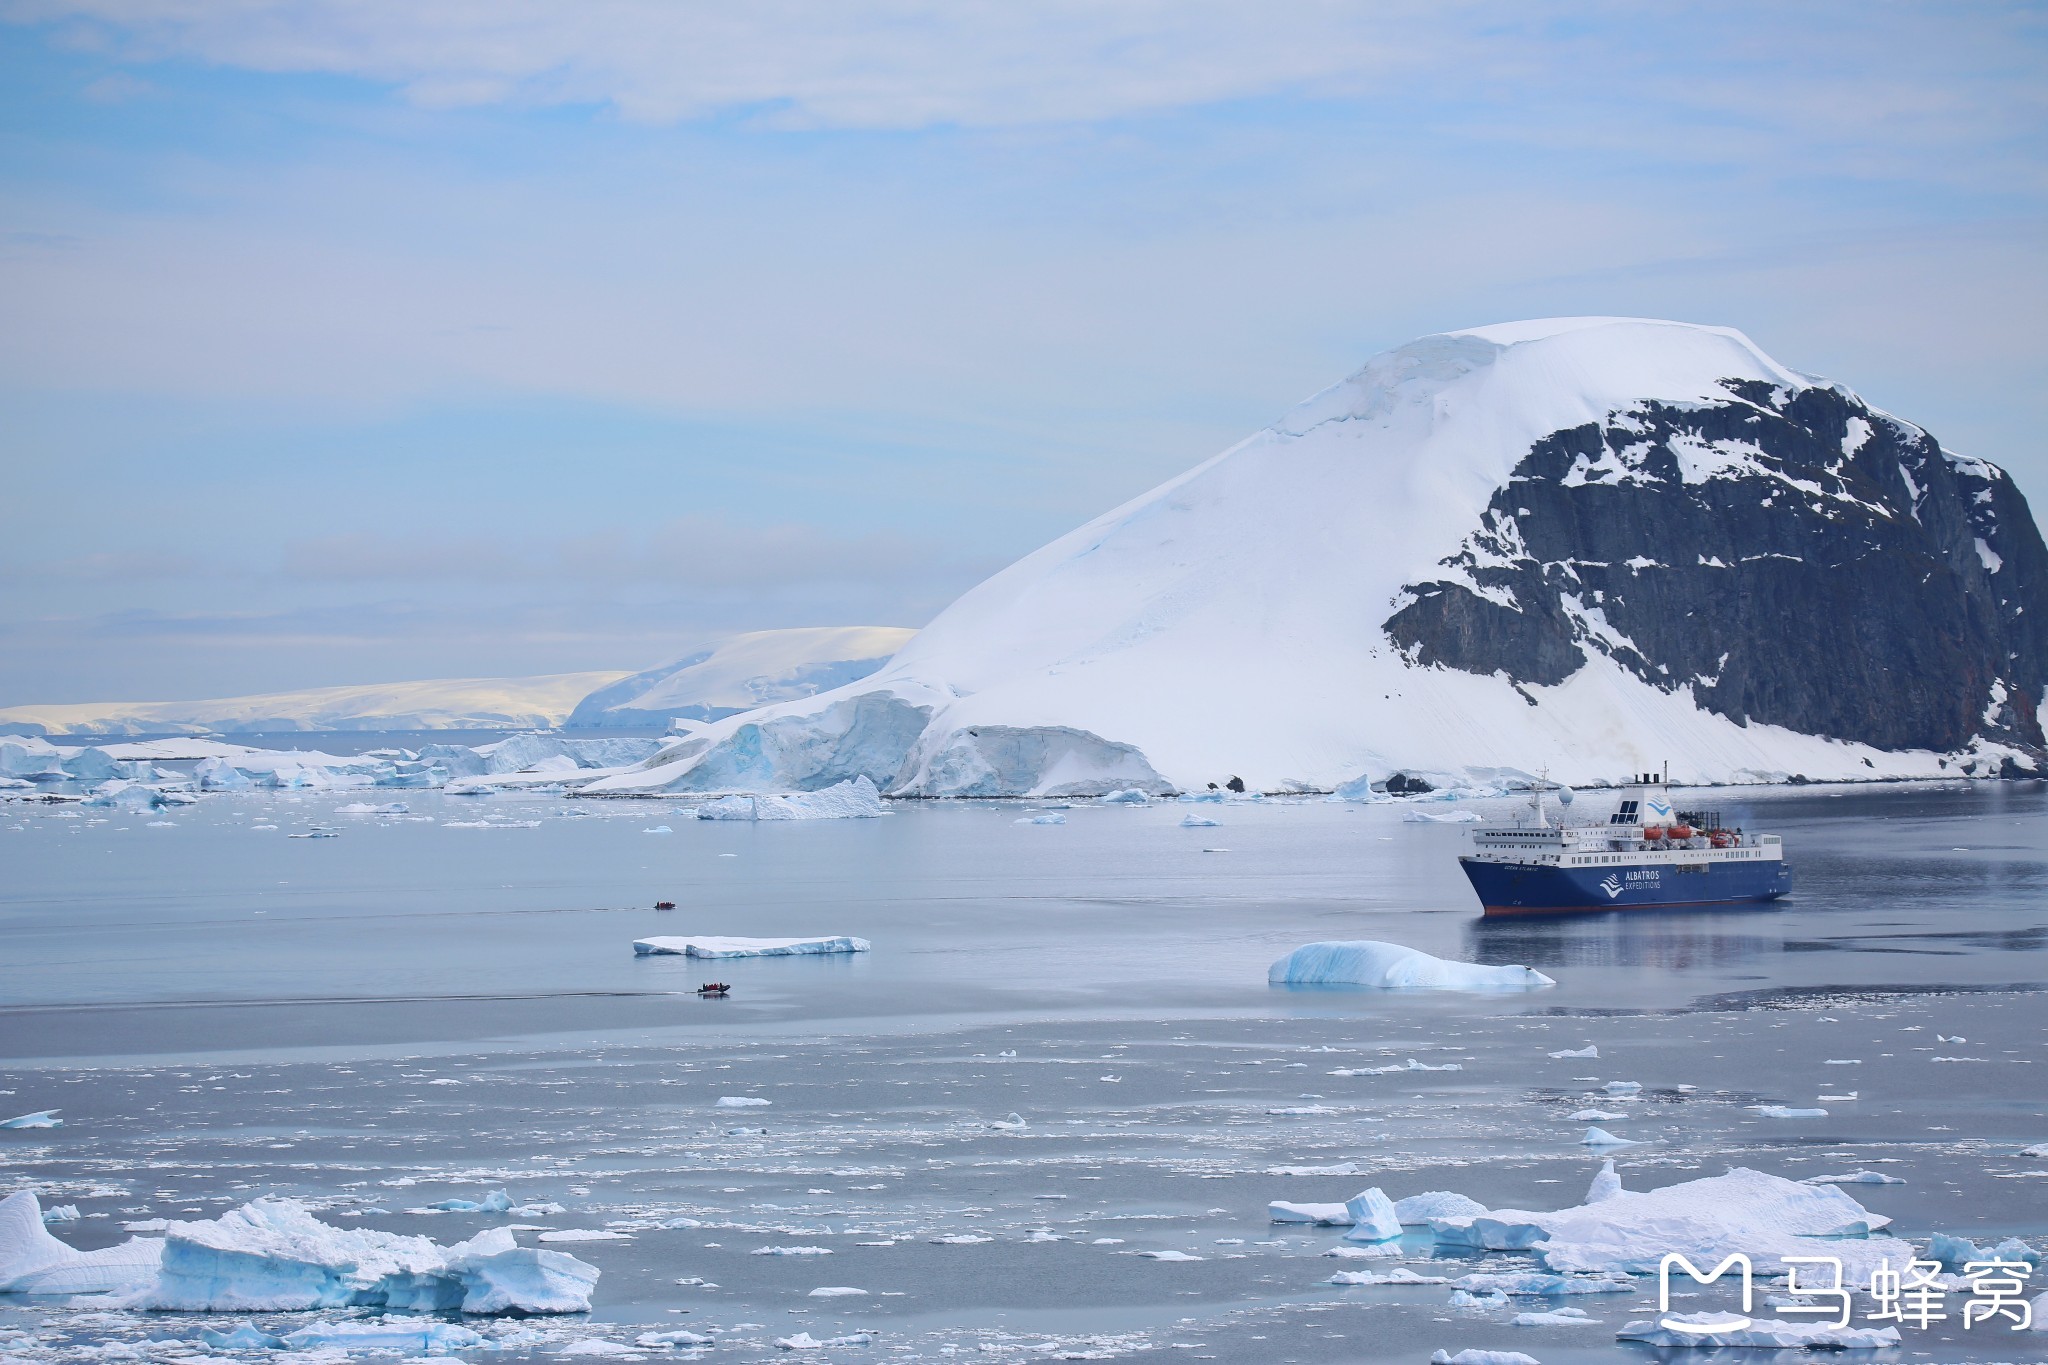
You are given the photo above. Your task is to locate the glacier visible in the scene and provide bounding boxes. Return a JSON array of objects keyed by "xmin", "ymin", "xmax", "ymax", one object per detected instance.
[
  {"xmin": 1268, "ymin": 941, "xmax": 1554, "ymax": 992},
  {"xmin": 565, "ymin": 626, "xmax": 915, "ymax": 729},
  {"xmin": 567, "ymin": 318, "xmax": 2048, "ymax": 797}
]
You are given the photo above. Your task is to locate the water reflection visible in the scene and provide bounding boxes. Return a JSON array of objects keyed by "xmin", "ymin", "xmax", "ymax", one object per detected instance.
[{"xmin": 1464, "ymin": 909, "xmax": 1782, "ymax": 970}]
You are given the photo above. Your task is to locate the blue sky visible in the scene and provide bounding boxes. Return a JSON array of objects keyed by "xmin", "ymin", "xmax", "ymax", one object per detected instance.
[{"xmin": 3, "ymin": 1, "xmax": 2044, "ymax": 702}]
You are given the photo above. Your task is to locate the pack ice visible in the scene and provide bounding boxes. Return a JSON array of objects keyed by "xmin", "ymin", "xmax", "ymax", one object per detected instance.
[
  {"xmin": 1268, "ymin": 941, "xmax": 1554, "ymax": 992},
  {"xmin": 634, "ymin": 935, "xmax": 870, "ymax": 958},
  {"xmin": 106, "ymin": 1196, "xmax": 598, "ymax": 1312},
  {"xmin": 1431, "ymin": 1166, "xmax": 1911, "ymax": 1280}
]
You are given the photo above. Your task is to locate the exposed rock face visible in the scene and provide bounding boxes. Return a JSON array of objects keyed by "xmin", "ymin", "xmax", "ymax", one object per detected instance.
[{"xmin": 1384, "ymin": 380, "xmax": 2048, "ymax": 757}]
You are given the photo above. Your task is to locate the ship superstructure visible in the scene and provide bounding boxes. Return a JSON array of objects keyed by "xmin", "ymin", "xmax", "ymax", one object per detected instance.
[{"xmin": 1458, "ymin": 771, "xmax": 1790, "ymax": 916}]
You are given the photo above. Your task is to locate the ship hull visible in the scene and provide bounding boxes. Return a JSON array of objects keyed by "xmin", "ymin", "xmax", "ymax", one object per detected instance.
[{"xmin": 1460, "ymin": 856, "xmax": 1791, "ymax": 916}]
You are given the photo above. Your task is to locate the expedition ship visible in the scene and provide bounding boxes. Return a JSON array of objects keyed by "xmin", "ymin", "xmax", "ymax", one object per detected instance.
[{"xmin": 1458, "ymin": 770, "xmax": 1790, "ymax": 916}]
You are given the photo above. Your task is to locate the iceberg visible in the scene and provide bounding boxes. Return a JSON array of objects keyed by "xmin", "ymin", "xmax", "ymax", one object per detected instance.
[
  {"xmin": 1752, "ymin": 1104, "xmax": 1827, "ymax": 1119},
  {"xmin": 633, "ymin": 935, "xmax": 870, "ymax": 958},
  {"xmin": 691, "ymin": 776, "xmax": 886, "ymax": 821},
  {"xmin": 1328, "ymin": 1267, "xmax": 1450, "ymax": 1286},
  {"xmin": 1429, "ymin": 1351, "xmax": 1540, "ymax": 1365},
  {"xmin": 1269, "ymin": 941, "xmax": 1554, "ymax": 991},
  {"xmin": 1803, "ymin": 1170, "xmax": 1905, "ymax": 1186},
  {"xmin": 122, "ymin": 1196, "xmax": 598, "ymax": 1312},
  {"xmin": 425, "ymin": 1191, "xmax": 513, "ymax": 1214},
  {"xmin": 0, "ymin": 1109, "xmax": 60, "ymax": 1129},
  {"xmin": 1618, "ymin": 1315, "xmax": 1901, "ymax": 1348},
  {"xmin": 1547, "ymin": 1046, "xmax": 1598, "ymax": 1059},
  {"xmin": 1580, "ymin": 1128, "xmax": 1636, "ymax": 1147},
  {"xmin": 0, "ymin": 1190, "xmax": 164, "ymax": 1294},
  {"xmin": 1430, "ymin": 1167, "xmax": 1913, "ymax": 1281},
  {"xmin": 1341, "ymin": 1188, "xmax": 1403, "ymax": 1243},
  {"xmin": 1584, "ymin": 1159, "xmax": 1622, "ymax": 1204},
  {"xmin": 1179, "ymin": 814, "xmax": 1219, "ymax": 827},
  {"xmin": 1397, "ymin": 1191, "xmax": 1489, "ymax": 1224}
]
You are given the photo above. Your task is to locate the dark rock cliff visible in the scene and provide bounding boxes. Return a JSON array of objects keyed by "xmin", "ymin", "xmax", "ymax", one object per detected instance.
[{"xmin": 1383, "ymin": 380, "xmax": 2048, "ymax": 764}]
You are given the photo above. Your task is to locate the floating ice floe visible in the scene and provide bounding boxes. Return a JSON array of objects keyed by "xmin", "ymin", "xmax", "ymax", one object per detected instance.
[
  {"xmin": 1752, "ymin": 1105, "xmax": 1828, "ymax": 1119},
  {"xmin": 1403, "ymin": 810, "xmax": 1483, "ymax": 823},
  {"xmin": 634, "ymin": 935, "xmax": 870, "ymax": 958},
  {"xmin": 280, "ymin": 1320, "xmax": 487, "ymax": 1353},
  {"xmin": 336, "ymin": 802, "xmax": 410, "ymax": 815},
  {"xmin": 1179, "ymin": 813, "xmax": 1219, "ymax": 827},
  {"xmin": 1803, "ymin": 1171, "xmax": 1905, "ymax": 1186},
  {"xmin": 0, "ymin": 1110, "xmax": 60, "ymax": 1129},
  {"xmin": 808, "ymin": 1286, "xmax": 867, "ymax": 1296},
  {"xmin": 716, "ymin": 1097, "xmax": 772, "ymax": 1108},
  {"xmin": 1600, "ymin": 1080, "xmax": 1641, "ymax": 1095},
  {"xmin": 1328, "ymin": 1267, "xmax": 1449, "ymax": 1286},
  {"xmin": 1568, "ymin": 1109, "xmax": 1625, "ymax": 1122},
  {"xmin": 1135, "ymin": 1249, "xmax": 1203, "ymax": 1261},
  {"xmin": 1428, "ymin": 1350, "xmax": 1539, "ymax": 1365},
  {"xmin": 425, "ymin": 1191, "xmax": 514, "ymax": 1214},
  {"xmin": 775, "ymin": 1332, "xmax": 873, "ymax": 1350},
  {"xmin": 1431, "ymin": 1167, "xmax": 1913, "ymax": 1280},
  {"xmin": 0, "ymin": 1190, "xmax": 163, "ymax": 1294},
  {"xmin": 1270, "ymin": 941, "xmax": 1553, "ymax": 991},
  {"xmin": 1453, "ymin": 1271, "xmax": 1632, "ymax": 1296},
  {"xmin": 1512, "ymin": 1308, "xmax": 1596, "ymax": 1327},
  {"xmin": 39, "ymin": 1205, "xmax": 80, "ymax": 1223},
  {"xmin": 117, "ymin": 1195, "xmax": 598, "ymax": 1312},
  {"xmin": 754, "ymin": 1245, "xmax": 833, "ymax": 1256},
  {"xmin": 537, "ymin": 1230, "xmax": 630, "ymax": 1242},
  {"xmin": 1274, "ymin": 1188, "xmax": 1483, "ymax": 1229},
  {"xmin": 637, "ymin": 1330, "xmax": 715, "ymax": 1347},
  {"xmin": 1548, "ymin": 1046, "xmax": 1598, "ymax": 1059},
  {"xmin": 1927, "ymin": 1231, "xmax": 2039, "ymax": 1271},
  {"xmin": 693, "ymin": 777, "xmax": 885, "ymax": 821},
  {"xmin": 1099, "ymin": 789, "xmax": 1149, "ymax": 804},
  {"xmin": 1618, "ymin": 1315, "xmax": 1901, "ymax": 1348},
  {"xmin": 1018, "ymin": 813, "xmax": 1067, "ymax": 825},
  {"xmin": 1580, "ymin": 1128, "xmax": 1636, "ymax": 1147}
]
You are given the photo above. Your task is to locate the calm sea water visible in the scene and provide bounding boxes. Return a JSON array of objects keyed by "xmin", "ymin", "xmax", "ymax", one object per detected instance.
[{"xmin": 3, "ymin": 772, "xmax": 2045, "ymax": 1364}]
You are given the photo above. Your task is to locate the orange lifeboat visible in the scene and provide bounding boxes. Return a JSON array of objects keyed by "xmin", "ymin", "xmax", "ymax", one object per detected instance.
[
  {"xmin": 1669, "ymin": 823, "xmax": 1695, "ymax": 840},
  {"xmin": 1709, "ymin": 829, "xmax": 1736, "ymax": 848},
  {"xmin": 1642, "ymin": 825, "xmax": 1666, "ymax": 840}
]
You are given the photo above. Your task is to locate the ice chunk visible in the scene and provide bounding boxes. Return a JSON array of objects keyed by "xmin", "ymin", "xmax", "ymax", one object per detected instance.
[
  {"xmin": 1404, "ymin": 810, "xmax": 1482, "ymax": 822},
  {"xmin": 1803, "ymin": 1171, "xmax": 1905, "ymax": 1186},
  {"xmin": 1618, "ymin": 1315, "xmax": 1900, "ymax": 1348},
  {"xmin": 123, "ymin": 1197, "xmax": 598, "ymax": 1312},
  {"xmin": 1136, "ymin": 1249, "xmax": 1203, "ymax": 1260},
  {"xmin": 715, "ymin": 1097, "xmax": 772, "ymax": 1108},
  {"xmin": 633, "ymin": 935, "xmax": 870, "ymax": 958},
  {"xmin": 1322, "ymin": 1242, "xmax": 1400, "ymax": 1259},
  {"xmin": 425, "ymin": 1190, "xmax": 513, "ymax": 1214},
  {"xmin": 336, "ymin": 801, "xmax": 410, "ymax": 814},
  {"xmin": 1268, "ymin": 941, "xmax": 1553, "ymax": 991},
  {"xmin": 195, "ymin": 757, "xmax": 254, "ymax": 790},
  {"xmin": 693, "ymin": 776, "xmax": 885, "ymax": 821},
  {"xmin": 1396, "ymin": 1192, "xmax": 1488, "ymax": 1224},
  {"xmin": 753, "ymin": 1245, "xmax": 833, "ymax": 1256},
  {"xmin": 1179, "ymin": 814, "xmax": 1219, "ymax": 827},
  {"xmin": 1579, "ymin": 1128, "xmax": 1635, "ymax": 1147},
  {"xmin": 1428, "ymin": 1351, "xmax": 1539, "ymax": 1365},
  {"xmin": 1547, "ymin": 1046, "xmax": 1597, "ymax": 1059},
  {"xmin": 1328, "ymin": 1267, "xmax": 1449, "ymax": 1285},
  {"xmin": 0, "ymin": 1190, "xmax": 165, "ymax": 1294},
  {"xmin": 775, "ymin": 1332, "xmax": 873, "ymax": 1350},
  {"xmin": 536, "ymin": 1230, "xmax": 630, "ymax": 1242},
  {"xmin": 1341, "ymin": 1188, "xmax": 1403, "ymax": 1243},
  {"xmin": 1017, "ymin": 813, "xmax": 1067, "ymax": 825},
  {"xmin": 1454, "ymin": 1271, "xmax": 1632, "ymax": 1296},
  {"xmin": 1099, "ymin": 789, "xmax": 1149, "ymax": 804},
  {"xmin": 1512, "ymin": 1308, "xmax": 1595, "ymax": 1326},
  {"xmin": 0, "ymin": 1109, "xmax": 60, "ymax": 1129},
  {"xmin": 1584, "ymin": 1159, "xmax": 1622, "ymax": 1204},
  {"xmin": 1432, "ymin": 1167, "xmax": 1912, "ymax": 1280},
  {"xmin": 280, "ymin": 1320, "xmax": 486, "ymax": 1353},
  {"xmin": 1269, "ymin": 1201, "xmax": 1350, "ymax": 1225},
  {"xmin": 1752, "ymin": 1105, "xmax": 1827, "ymax": 1118},
  {"xmin": 40, "ymin": 1205, "xmax": 80, "ymax": 1223},
  {"xmin": 807, "ymin": 1286, "xmax": 867, "ymax": 1296},
  {"xmin": 1568, "ymin": 1109, "xmax": 1624, "ymax": 1122},
  {"xmin": 1600, "ymin": 1081, "xmax": 1640, "ymax": 1095},
  {"xmin": 637, "ymin": 1331, "xmax": 715, "ymax": 1347},
  {"xmin": 198, "ymin": 1323, "xmax": 287, "ymax": 1350}
]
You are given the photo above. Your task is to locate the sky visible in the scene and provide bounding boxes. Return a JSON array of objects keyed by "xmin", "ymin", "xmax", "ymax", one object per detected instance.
[{"xmin": 2, "ymin": 1, "xmax": 2044, "ymax": 704}]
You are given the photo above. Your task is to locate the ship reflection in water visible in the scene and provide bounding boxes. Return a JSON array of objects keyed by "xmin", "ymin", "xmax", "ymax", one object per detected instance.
[{"xmin": 1465, "ymin": 907, "xmax": 1783, "ymax": 972}]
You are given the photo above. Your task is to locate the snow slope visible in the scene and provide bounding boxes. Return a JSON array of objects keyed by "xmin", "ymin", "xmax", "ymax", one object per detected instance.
[
  {"xmin": 0, "ymin": 673, "xmax": 628, "ymax": 737},
  {"xmin": 583, "ymin": 318, "xmax": 2048, "ymax": 796},
  {"xmin": 566, "ymin": 627, "xmax": 914, "ymax": 729}
]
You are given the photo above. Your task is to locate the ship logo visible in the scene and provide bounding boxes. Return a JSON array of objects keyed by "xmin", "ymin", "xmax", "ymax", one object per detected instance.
[{"xmin": 1598, "ymin": 874, "xmax": 1625, "ymax": 899}]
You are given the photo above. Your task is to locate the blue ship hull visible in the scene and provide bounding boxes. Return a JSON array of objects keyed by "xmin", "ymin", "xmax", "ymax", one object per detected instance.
[{"xmin": 1460, "ymin": 856, "xmax": 1791, "ymax": 916}]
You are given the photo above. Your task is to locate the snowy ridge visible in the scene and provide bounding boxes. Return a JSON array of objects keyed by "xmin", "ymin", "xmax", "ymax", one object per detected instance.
[
  {"xmin": 584, "ymin": 319, "xmax": 2047, "ymax": 796},
  {"xmin": 566, "ymin": 627, "xmax": 915, "ymax": 729},
  {"xmin": 0, "ymin": 672, "xmax": 627, "ymax": 737}
]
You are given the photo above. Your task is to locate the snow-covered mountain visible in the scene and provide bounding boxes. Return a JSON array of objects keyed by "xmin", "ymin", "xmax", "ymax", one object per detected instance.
[
  {"xmin": 0, "ymin": 672, "xmax": 627, "ymax": 737},
  {"xmin": 565, "ymin": 627, "xmax": 916, "ymax": 729},
  {"xmin": 585, "ymin": 318, "xmax": 2048, "ymax": 797}
]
